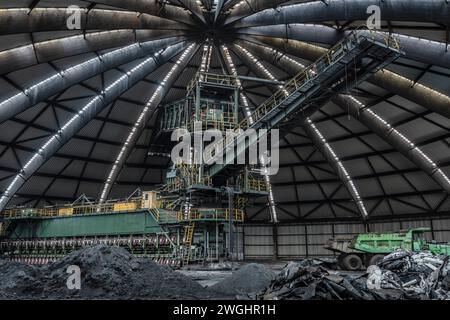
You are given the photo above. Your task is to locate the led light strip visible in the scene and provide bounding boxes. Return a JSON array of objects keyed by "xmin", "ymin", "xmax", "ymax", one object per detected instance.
[
  {"xmin": 305, "ymin": 117, "xmax": 368, "ymax": 218},
  {"xmin": 99, "ymin": 44, "xmax": 196, "ymax": 202},
  {"xmin": 347, "ymin": 95, "xmax": 450, "ymax": 187},
  {"xmin": 0, "ymin": 34, "xmax": 145, "ymax": 111},
  {"xmin": 235, "ymin": 44, "xmax": 289, "ymax": 97},
  {"xmin": 0, "ymin": 44, "xmax": 183, "ymax": 209},
  {"xmin": 200, "ymin": 43, "xmax": 212, "ymax": 73},
  {"xmin": 222, "ymin": 44, "xmax": 278, "ymax": 222},
  {"xmin": 384, "ymin": 70, "xmax": 450, "ymax": 101},
  {"xmin": 261, "ymin": 42, "xmax": 450, "ymax": 213},
  {"xmin": 232, "ymin": 43, "xmax": 370, "ymax": 218}
]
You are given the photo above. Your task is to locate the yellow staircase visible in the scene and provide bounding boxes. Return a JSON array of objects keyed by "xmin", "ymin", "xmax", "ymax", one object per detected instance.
[
  {"xmin": 182, "ymin": 222, "xmax": 195, "ymax": 266},
  {"xmin": 235, "ymin": 196, "xmax": 249, "ymax": 209},
  {"xmin": 0, "ymin": 220, "xmax": 11, "ymax": 237}
]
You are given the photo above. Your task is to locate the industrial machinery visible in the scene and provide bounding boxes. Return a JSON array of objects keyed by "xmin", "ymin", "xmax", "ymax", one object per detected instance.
[
  {"xmin": 0, "ymin": 30, "xmax": 402, "ymax": 267},
  {"xmin": 0, "ymin": 56, "xmax": 269, "ymax": 267},
  {"xmin": 0, "ymin": 190, "xmax": 249, "ymax": 267},
  {"xmin": 325, "ymin": 228, "xmax": 450, "ymax": 271}
]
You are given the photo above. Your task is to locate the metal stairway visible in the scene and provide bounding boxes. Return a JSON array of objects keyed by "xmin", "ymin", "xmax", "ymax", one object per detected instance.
[
  {"xmin": 0, "ymin": 219, "xmax": 11, "ymax": 237},
  {"xmin": 206, "ymin": 30, "xmax": 402, "ymax": 177},
  {"xmin": 182, "ymin": 222, "xmax": 195, "ymax": 266}
]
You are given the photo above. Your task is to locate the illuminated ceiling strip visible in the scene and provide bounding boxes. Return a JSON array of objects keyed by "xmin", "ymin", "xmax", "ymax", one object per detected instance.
[
  {"xmin": 0, "ymin": 36, "xmax": 181, "ymax": 124},
  {"xmin": 0, "ymin": 43, "xmax": 187, "ymax": 211},
  {"xmin": 253, "ymin": 40, "xmax": 450, "ymax": 202},
  {"xmin": 221, "ymin": 44, "xmax": 278, "ymax": 222},
  {"xmin": 347, "ymin": 95, "xmax": 450, "ymax": 189},
  {"xmin": 233, "ymin": 42, "xmax": 369, "ymax": 218},
  {"xmin": 99, "ymin": 44, "xmax": 196, "ymax": 202}
]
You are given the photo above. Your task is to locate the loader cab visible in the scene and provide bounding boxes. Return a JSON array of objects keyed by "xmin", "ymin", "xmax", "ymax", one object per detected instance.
[
  {"xmin": 409, "ymin": 228, "xmax": 431, "ymax": 251},
  {"xmin": 141, "ymin": 191, "xmax": 158, "ymax": 209}
]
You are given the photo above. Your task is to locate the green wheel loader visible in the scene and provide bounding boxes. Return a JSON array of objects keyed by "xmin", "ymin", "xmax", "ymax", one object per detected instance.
[{"xmin": 324, "ymin": 228, "xmax": 450, "ymax": 271}]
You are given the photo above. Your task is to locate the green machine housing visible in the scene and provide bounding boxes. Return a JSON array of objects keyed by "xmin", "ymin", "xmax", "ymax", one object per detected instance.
[{"xmin": 325, "ymin": 228, "xmax": 450, "ymax": 271}]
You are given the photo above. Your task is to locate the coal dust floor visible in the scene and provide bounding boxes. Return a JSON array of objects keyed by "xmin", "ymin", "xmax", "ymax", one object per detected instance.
[{"xmin": 1, "ymin": 246, "xmax": 449, "ymax": 300}]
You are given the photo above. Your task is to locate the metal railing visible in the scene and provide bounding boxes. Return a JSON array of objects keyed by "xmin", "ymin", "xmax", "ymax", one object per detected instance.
[
  {"xmin": 177, "ymin": 208, "xmax": 245, "ymax": 222},
  {"xmin": 187, "ymin": 111, "xmax": 236, "ymax": 131},
  {"xmin": 204, "ymin": 30, "xmax": 401, "ymax": 172},
  {"xmin": 2, "ymin": 199, "xmax": 143, "ymax": 219},
  {"xmin": 187, "ymin": 72, "xmax": 239, "ymax": 93},
  {"xmin": 237, "ymin": 29, "xmax": 401, "ymax": 131}
]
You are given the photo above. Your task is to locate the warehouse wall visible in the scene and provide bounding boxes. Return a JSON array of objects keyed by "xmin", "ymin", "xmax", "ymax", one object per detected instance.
[{"xmin": 241, "ymin": 217, "xmax": 450, "ymax": 260}]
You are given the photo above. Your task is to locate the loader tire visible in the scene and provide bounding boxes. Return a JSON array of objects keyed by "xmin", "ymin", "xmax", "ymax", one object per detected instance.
[
  {"xmin": 369, "ymin": 254, "xmax": 385, "ymax": 266},
  {"xmin": 342, "ymin": 254, "xmax": 363, "ymax": 271}
]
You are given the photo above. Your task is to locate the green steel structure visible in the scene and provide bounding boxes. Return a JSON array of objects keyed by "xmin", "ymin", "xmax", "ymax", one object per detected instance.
[
  {"xmin": 325, "ymin": 228, "xmax": 450, "ymax": 271},
  {"xmin": 0, "ymin": 30, "xmax": 402, "ymax": 267}
]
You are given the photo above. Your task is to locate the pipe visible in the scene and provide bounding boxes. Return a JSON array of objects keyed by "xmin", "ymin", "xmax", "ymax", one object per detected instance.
[{"xmin": 224, "ymin": 0, "xmax": 293, "ymax": 25}]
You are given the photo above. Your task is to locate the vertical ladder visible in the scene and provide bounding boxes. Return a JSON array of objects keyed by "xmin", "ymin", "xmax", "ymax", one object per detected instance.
[{"xmin": 182, "ymin": 222, "xmax": 195, "ymax": 266}]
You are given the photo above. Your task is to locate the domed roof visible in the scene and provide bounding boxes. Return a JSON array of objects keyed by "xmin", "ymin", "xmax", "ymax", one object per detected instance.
[{"xmin": 0, "ymin": 0, "xmax": 449, "ymax": 222}]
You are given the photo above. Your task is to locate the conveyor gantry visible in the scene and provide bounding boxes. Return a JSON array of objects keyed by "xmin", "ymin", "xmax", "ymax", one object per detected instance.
[{"xmin": 206, "ymin": 30, "xmax": 402, "ymax": 177}]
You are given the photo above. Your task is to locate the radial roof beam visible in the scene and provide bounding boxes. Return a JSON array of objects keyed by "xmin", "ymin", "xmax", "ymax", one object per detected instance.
[
  {"xmin": 99, "ymin": 43, "xmax": 199, "ymax": 201},
  {"xmin": 230, "ymin": 0, "xmax": 450, "ymax": 28},
  {"xmin": 0, "ymin": 36, "xmax": 185, "ymax": 125},
  {"xmin": 80, "ymin": 0, "xmax": 197, "ymax": 25},
  {"xmin": 237, "ymin": 25, "xmax": 450, "ymax": 69},
  {"xmin": 170, "ymin": 0, "xmax": 206, "ymax": 24},
  {"xmin": 230, "ymin": 42, "xmax": 369, "ymax": 219},
  {"xmin": 302, "ymin": 118, "xmax": 369, "ymax": 219},
  {"xmin": 0, "ymin": 8, "xmax": 188, "ymax": 35},
  {"xmin": 238, "ymin": 38, "xmax": 450, "ymax": 196},
  {"xmin": 214, "ymin": 0, "xmax": 224, "ymax": 21},
  {"xmin": 0, "ymin": 41, "xmax": 191, "ymax": 212},
  {"xmin": 224, "ymin": 0, "xmax": 292, "ymax": 25},
  {"xmin": 371, "ymin": 70, "xmax": 450, "ymax": 119},
  {"xmin": 333, "ymin": 94, "xmax": 450, "ymax": 194},
  {"xmin": 245, "ymin": 35, "xmax": 450, "ymax": 120},
  {"xmin": 0, "ymin": 29, "xmax": 186, "ymax": 75},
  {"xmin": 219, "ymin": 44, "xmax": 279, "ymax": 222}
]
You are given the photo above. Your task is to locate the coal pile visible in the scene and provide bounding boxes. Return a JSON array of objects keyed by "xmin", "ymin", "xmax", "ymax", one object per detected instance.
[
  {"xmin": 209, "ymin": 263, "xmax": 275, "ymax": 298},
  {"xmin": 259, "ymin": 250, "xmax": 450, "ymax": 300},
  {"xmin": 0, "ymin": 245, "xmax": 212, "ymax": 300}
]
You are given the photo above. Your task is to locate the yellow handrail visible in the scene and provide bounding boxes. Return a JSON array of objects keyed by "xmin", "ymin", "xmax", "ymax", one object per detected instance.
[{"xmin": 177, "ymin": 208, "xmax": 245, "ymax": 222}]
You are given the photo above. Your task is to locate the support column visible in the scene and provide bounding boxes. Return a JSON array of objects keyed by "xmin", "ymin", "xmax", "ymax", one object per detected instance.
[{"xmin": 272, "ymin": 223, "xmax": 279, "ymax": 260}]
